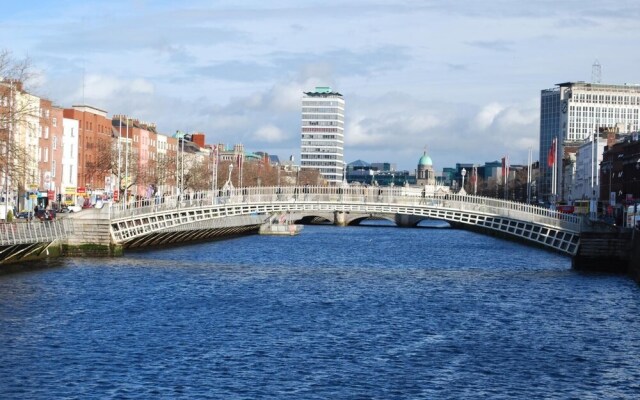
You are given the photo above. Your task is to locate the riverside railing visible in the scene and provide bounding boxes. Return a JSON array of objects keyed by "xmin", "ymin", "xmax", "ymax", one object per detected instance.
[
  {"xmin": 107, "ymin": 186, "xmax": 582, "ymax": 232},
  {"xmin": 0, "ymin": 219, "xmax": 73, "ymax": 246}
]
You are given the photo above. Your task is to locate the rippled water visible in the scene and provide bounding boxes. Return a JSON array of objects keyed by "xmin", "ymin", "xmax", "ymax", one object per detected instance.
[{"xmin": 1, "ymin": 223, "xmax": 639, "ymax": 399}]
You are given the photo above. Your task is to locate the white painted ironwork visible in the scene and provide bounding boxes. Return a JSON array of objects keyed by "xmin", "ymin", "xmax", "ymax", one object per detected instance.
[
  {"xmin": 0, "ymin": 219, "xmax": 73, "ymax": 246},
  {"xmin": 108, "ymin": 186, "xmax": 583, "ymax": 255}
]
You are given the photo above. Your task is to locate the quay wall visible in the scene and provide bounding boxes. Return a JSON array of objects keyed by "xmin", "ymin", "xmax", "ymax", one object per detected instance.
[
  {"xmin": 62, "ymin": 209, "xmax": 120, "ymax": 257},
  {"xmin": 628, "ymin": 233, "xmax": 640, "ymax": 283},
  {"xmin": 572, "ymin": 231, "xmax": 632, "ymax": 273}
]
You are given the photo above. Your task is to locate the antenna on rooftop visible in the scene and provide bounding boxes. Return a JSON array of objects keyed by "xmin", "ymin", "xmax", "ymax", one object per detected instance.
[{"xmin": 591, "ymin": 59, "xmax": 601, "ymax": 84}]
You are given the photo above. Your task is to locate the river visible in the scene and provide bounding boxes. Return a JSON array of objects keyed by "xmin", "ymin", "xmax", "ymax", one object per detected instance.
[{"xmin": 1, "ymin": 222, "xmax": 639, "ymax": 399}]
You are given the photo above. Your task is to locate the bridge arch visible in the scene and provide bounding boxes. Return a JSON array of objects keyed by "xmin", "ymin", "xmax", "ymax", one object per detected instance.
[{"xmin": 107, "ymin": 186, "xmax": 581, "ymax": 255}]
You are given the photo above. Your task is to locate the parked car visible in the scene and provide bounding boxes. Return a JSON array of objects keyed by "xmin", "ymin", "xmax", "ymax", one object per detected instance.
[
  {"xmin": 61, "ymin": 205, "xmax": 82, "ymax": 213},
  {"xmin": 16, "ymin": 211, "xmax": 30, "ymax": 219},
  {"xmin": 35, "ymin": 209, "xmax": 56, "ymax": 221}
]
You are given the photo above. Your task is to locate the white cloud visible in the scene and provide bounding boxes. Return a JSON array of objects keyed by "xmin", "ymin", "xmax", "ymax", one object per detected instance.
[
  {"xmin": 71, "ymin": 74, "xmax": 155, "ymax": 101},
  {"xmin": 130, "ymin": 78, "xmax": 155, "ymax": 94},
  {"xmin": 252, "ymin": 124, "xmax": 287, "ymax": 143},
  {"xmin": 473, "ymin": 102, "xmax": 505, "ymax": 131},
  {"xmin": 5, "ymin": 0, "xmax": 638, "ymax": 171}
]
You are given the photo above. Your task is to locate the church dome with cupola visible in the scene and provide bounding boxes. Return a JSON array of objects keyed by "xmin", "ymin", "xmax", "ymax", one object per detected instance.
[
  {"xmin": 418, "ymin": 153, "xmax": 433, "ymax": 166},
  {"xmin": 417, "ymin": 148, "xmax": 435, "ymax": 186}
]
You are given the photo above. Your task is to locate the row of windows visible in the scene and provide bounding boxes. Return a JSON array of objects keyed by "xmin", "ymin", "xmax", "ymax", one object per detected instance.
[
  {"xmin": 302, "ymin": 134, "xmax": 342, "ymax": 140},
  {"xmin": 301, "ymin": 127, "xmax": 340, "ymax": 133},
  {"xmin": 302, "ymin": 101, "xmax": 343, "ymax": 107},
  {"xmin": 302, "ymin": 141, "xmax": 342, "ymax": 147},
  {"xmin": 301, "ymin": 107, "xmax": 344, "ymax": 113},
  {"xmin": 300, "ymin": 154, "xmax": 341, "ymax": 160},
  {"xmin": 302, "ymin": 114, "xmax": 344, "ymax": 121},
  {"xmin": 302, "ymin": 121, "xmax": 343, "ymax": 127},
  {"xmin": 301, "ymin": 148, "xmax": 342, "ymax": 155},
  {"xmin": 571, "ymin": 93, "xmax": 640, "ymax": 105},
  {"xmin": 301, "ymin": 161, "xmax": 343, "ymax": 168},
  {"xmin": 570, "ymin": 106, "xmax": 640, "ymax": 117}
]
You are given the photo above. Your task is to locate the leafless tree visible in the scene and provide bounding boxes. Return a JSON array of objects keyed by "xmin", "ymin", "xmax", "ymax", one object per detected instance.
[{"xmin": 0, "ymin": 49, "xmax": 38, "ymax": 209}]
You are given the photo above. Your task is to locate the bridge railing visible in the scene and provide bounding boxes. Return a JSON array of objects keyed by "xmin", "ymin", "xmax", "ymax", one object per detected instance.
[
  {"xmin": 0, "ymin": 219, "xmax": 72, "ymax": 246},
  {"xmin": 107, "ymin": 186, "xmax": 581, "ymax": 230}
]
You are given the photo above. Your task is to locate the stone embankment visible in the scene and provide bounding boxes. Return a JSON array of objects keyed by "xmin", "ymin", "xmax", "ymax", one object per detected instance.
[
  {"xmin": 62, "ymin": 208, "xmax": 122, "ymax": 257},
  {"xmin": 628, "ymin": 233, "xmax": 640, "ymax": 283}
]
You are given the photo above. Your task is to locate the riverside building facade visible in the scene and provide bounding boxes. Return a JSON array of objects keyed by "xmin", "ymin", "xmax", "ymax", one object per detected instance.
[
  {"xmin": 301, "ymin": 86, "xmax": 345, "ymax": 185},
  {"xmin": 539, "ymin": 81, "xmax": 640, "ymax": 202}
]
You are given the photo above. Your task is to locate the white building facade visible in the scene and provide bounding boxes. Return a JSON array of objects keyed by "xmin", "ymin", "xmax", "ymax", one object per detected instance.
[
  {"xmin": 62, "ymin": 118, "xmax": 79, "ymax": 205},
  {"xmin": 572, "ymin": 138, "xmax": 607, "ymax": 202},
  {"xmin": 539, "ymin": 81, "xmax": 640, "ymax": 202},
  {"xmin": 301, "ymin": 86, "xmax": 344, "ymax": 184}
]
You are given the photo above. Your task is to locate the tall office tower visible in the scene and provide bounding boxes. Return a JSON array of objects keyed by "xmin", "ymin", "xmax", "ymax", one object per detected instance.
[
  {"xmin": 301, "ymin": 86, "xmax": 345, "ymax": 185},
  {"xmin": 539, "ymin": 82, "xmax": 640, "ymax": 202}
]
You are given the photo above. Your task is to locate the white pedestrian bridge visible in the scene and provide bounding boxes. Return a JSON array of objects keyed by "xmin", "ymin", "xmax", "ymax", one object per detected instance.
[{"xmin": 108, "ymin": 186, "xmax": 582, "ymax": 256}]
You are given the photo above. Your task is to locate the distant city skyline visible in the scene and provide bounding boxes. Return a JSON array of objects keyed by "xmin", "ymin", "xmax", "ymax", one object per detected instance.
[{"xmin": 2, "ymin": 0, "xmax": 639, "ymax": 170}]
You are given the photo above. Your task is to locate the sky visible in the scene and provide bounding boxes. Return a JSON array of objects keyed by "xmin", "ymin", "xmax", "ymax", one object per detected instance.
[{"xmin": 1, "ymin": 0, "xmax": 639, "ymax": 171}]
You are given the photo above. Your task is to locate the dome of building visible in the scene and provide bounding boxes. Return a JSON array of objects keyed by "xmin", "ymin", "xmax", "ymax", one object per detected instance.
[{"xmin": 418, "ymin": 151, "xmax": 433, "ymax": 166}]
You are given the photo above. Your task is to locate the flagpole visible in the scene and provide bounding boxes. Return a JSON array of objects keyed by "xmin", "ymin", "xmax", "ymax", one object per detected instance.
[
  {"xmin": 211, "ymin": 145, "xmax": 216, "ymax": 196},
  {"xmin": 553, "ymin": 142, "xmax": 555, "ymax": 200},
  {"xmin": 181, "ymin": 133, "xmax": 184, "ymax": 195},
  {"xmin": 473, "ymin": 166, "xmax": 477, "ymax": 196},
  {"xmin": 553, "ymin": 136, "xmax": 557, "ymax": 202},
  {"xmin": 124, "ymin": 118, "xmax": 129, "ymax": 210},
  {"xmin": 175, "ymin": 131, "xmax": 179, "ymax": 197},
  {"xmin": 215, "ymin": 145, "xmax": 219, "ymax": 192},
  {"xmin": 503, "ymin": 155, "xmax": 509, "ymax": 200},
  {"xmin": 527, "ymin": 147, "xmax": 531, "ymax": 203},
  {"xmin": 117, "ymin": 117, "xmax": 122, "ymax": 205}
]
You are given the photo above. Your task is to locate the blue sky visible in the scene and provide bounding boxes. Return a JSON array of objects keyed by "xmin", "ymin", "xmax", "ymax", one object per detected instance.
[{"xmin": 2, "ymin": 0, "xmax": 639, "ymax": 170}]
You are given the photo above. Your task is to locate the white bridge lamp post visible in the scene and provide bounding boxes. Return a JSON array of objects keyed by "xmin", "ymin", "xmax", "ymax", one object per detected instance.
[{"xmin": 459, "ymin": 168, "xmax": 467, "ymax": 195}]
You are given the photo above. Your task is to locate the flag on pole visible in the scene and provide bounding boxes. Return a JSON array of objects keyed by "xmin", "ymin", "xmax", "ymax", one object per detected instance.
[
  {"xmin": 505, "ymin": 155, "xmax": 509, "ymax": 181},
  {"xmin": 547, "ymin": 138, "xmax": 556, "ymax": 167},
  {"xmin": 470, "ymin": 166, "xmax": 477, "ymax": 184},
  {"xmin": 501, "ymin": 156, "xmax": 510, "ymax": 184}
]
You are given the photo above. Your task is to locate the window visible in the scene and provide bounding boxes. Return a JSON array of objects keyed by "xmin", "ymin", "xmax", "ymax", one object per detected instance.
[
  {"xmin": 53, "ymin": 136, "xmax": 57, "ymax": 150},
  {"xmin": 52, "ymin": 117, "xmax": 57, "ymax": 127},
  {"xmin": 52, "ymin": 160, "xmax": 56, "ymax": 178}
]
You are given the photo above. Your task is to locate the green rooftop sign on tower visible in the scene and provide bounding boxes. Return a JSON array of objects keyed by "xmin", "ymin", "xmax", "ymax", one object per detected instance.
[{"xmin": 315, "ymin": 86, "xmax": 332, "ymax": 93}]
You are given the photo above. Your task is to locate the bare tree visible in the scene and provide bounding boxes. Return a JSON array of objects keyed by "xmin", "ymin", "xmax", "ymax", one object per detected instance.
[
  {"xmin": 1, "ymin": 49, "xmax": 38, "ymax": 211},
  {"xmin": 84, "ymin": 137, "xmax": 115, "ymax": 188},
  {"xmin": 183, "ymin": 156, "xmax": 211, "ymax": 192}
]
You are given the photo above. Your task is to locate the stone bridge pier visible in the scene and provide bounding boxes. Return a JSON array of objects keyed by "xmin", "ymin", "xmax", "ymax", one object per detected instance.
[{"xmin": 394, "ymin": 214, "xmax": 426, "ymax": 227}]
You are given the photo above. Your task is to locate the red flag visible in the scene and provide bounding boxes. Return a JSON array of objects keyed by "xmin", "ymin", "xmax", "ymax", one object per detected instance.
[
  {"xmin": 547, "ymin": 138, "xmax": 556, "ymax": 167},
  {"xmin": 502, "ymin": 156, "xmax": 510, "ymax": 184},
  {"xmin": 470, "ymin": 166, "xmax": 477, "ymax": 184}
]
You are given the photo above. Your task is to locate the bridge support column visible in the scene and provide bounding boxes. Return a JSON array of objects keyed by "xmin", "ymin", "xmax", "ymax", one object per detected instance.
[
  {"xmin": 394, "ymin": 214, "xmax": 423, "ymax": 228},
  {"xmin": 334, "ymin": 211, "xmax": 347, "ymax": 227}
]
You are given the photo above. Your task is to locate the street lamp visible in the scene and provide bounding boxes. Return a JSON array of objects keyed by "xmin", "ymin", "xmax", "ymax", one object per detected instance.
[
  {"xmin": 227, "ymin": 163, "xmax": 234, "ymax": 188},
  {"xmin": 459, "ymin": 168, "xmax": 467, "ymax": 195}
]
